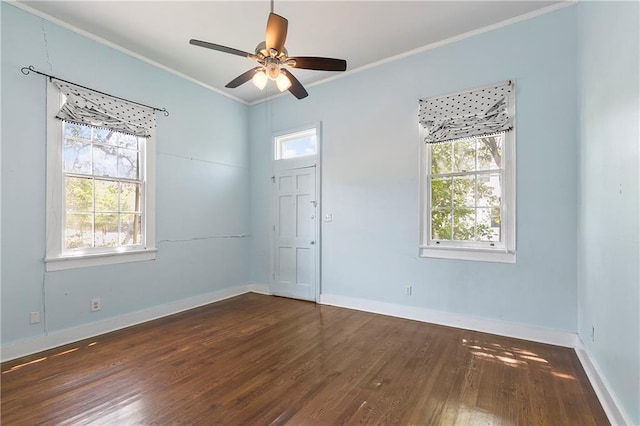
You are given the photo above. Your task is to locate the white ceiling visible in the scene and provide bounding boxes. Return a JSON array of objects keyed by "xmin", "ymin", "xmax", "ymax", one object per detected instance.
[{"xmin": 19, "ymin": 1, "xmax": 564, "ymax": 104}]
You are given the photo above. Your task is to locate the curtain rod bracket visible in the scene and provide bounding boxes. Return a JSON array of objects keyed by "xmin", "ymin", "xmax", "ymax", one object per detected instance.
[{"xmin": 20, "ymin": 65, "xmax": 169, "ymax": 116}]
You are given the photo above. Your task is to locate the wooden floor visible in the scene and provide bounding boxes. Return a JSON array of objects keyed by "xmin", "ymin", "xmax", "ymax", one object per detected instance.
[{"xmin": 2, "ymin": 293, "xmax": 607, "ymax": 425}]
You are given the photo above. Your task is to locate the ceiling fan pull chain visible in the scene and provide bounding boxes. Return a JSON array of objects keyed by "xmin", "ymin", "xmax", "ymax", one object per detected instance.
[{"xmin": 270, "ymin": 0, "xmax": 274, "ymax": 14}]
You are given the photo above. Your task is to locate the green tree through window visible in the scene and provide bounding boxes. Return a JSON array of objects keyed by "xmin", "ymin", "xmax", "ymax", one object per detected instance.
[{"xmin": 429, "ymin": 135, "xmax": 503, "ymax": 243}]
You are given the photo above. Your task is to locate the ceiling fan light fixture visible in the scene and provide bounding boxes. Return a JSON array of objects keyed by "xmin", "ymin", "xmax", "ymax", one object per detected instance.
[
  {"xmin": 252, "ymin": 69, "xmax": 268, "ymax": 90},
  {"xmin": 276, "ymin": 73, "xmax": 291, "ymax": 92},
  {"xmin": 266, "ymin": 62, "xmax": 280, "ymax": 80}
]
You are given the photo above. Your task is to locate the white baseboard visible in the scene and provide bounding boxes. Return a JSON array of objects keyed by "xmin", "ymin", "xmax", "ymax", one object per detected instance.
[
  {"xmin": 574, "ymin": 339, "xmax": 633, "ymax": 426},
  {"xmin": 319, "ymin": 293, "xmax": 577, "ymax": 347},
  {"xmin": 248, "ymin": 282, "xmax": 271, "ymax": 295},
  {"xmin": 1, "ymin": 284, "xmax": 251, "ymax": 362}
]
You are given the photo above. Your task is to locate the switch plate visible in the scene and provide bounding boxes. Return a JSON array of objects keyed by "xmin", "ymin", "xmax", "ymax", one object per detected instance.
[
  {"xmin": 325, "ymin": 214, "xmax": 333, "ymax": 222},
  {"xmin": 30, "ymin": 311, "xmax": 40, "ymax": 324},
  {"xmin": 405, "ymin": 285, "xmax": 412, "ymax": 296}
]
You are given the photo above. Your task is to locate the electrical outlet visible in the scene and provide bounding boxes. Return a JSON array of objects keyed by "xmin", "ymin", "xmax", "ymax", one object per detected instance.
[
  {"xmin": 591, "ymin": 325, "xmax": 595, "ymax": 342},
  {"xmin": 91, "ymin": 298, "xmax": 101, "ymax": 312},
  {"xmin": 405, "ymin": 285, "xmax": 412, "ymax": 296},
  {"xmin": 30, "ymin": 311, "xmax": 40, "ymax": 324}
]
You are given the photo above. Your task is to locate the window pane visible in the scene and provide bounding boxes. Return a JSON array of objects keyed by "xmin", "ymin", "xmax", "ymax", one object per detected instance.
[
  {"xmin": 118, "ymin": 148, "xmax": 139, "ymax": 179},
  {"xmin": 430, "ymin": 143, "xmax": 452, "ymax": 174},
  {"xmin": 477, "ymin": 135, "xmax": 502, "ymax": 170},
  {"xmin": 64, "ymin": 122, "xmax": 91, "ymax": 140},
  {"xmin": 119, "ymin": 134, "xmax": 139, "ymax": 149},
  {"xmin": 93, "ymin": 144, "xmax": 118, "ymax": 177},
  {"xmin": 453, "ymin": 208, "xmax": 475, "ymax": 241},
  {"xmin": 477, "ymin": 173, "xmax": 501, "ymax": 207},
  {"xmin": 63, "ymin": 140, "xmax": 92, "ymax": 174},
  {"xmin": 453, "ymin": 139, "xmax": 476, "ymax": 172},
  {"xmin": 95, "ymin": 180, "xmax": 119, "ymax": 212},
  {"xmin": 431, "ymin": 178, "xmax": 451, "ymax": 208},
  {"xmin": 94, "ymin": 214, "xmax": 118, "ymax": 247},
  {"xmin": 65, "ymin": 177, "xmax": 93, "ymax": 211},
  {"xmin": 121, "ymin": 214, "xmax": 142, "ymax": 245},
  {"xmin": 431, "ymin": 210, "xmax": 452, "ymax": 240},
  {"xmin": 65, "ymin": 213, "xmax": 93, "ymax": 249},
  {"xmin": 120, "ymin": 183, "xmax": 141, "ymax": 212},
  {"xmin": 477, "ymin": 207, "xmax": 501, "ymax": 242},
  {"xmin": 452, "ymin": 175, "xmax": 475, "ymax": 207},
  {"xmin": 95, "ymin": 128, "xmax": 117, "ymax": 146},
  {"xmin": 276, "ymin": 133, "xmax": 317, "ymax": 159}
]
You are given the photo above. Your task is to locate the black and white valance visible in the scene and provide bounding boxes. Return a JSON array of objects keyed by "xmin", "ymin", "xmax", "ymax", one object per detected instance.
[
  {"xmin": 419, "ymin": 80, "xmax": 513, "ymax": 144},
  {"xmin": 53, "ymin": 79, "xmax": 156, "ymax": 138}
]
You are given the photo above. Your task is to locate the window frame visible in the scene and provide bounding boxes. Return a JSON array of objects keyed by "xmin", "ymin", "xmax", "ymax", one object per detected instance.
[
  {"xmin": 419, "ymin": 109, "xmax": 516, "ymax": 264},
  {"xmin": 45, "ymin": 80, "xmax": 156, "ymax": 271}
]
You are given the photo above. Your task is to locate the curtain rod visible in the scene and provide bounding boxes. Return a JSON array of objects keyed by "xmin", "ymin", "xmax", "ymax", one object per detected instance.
[{"xmin": 21, "ymin": 65, "xmax": 169, "ymax": 117}]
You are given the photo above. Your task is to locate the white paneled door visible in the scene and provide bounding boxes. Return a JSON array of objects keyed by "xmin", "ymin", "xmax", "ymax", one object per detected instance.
[{"xmin": 271, "ymin": 166, "xmax": 317, "ymax": 301}]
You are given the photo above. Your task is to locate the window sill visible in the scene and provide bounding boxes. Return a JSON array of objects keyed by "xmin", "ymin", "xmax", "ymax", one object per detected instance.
[
  {"xmin": 420, "ymin": 246, "xmax": 515, "ymax": 263},
  {"xmin": 45, "ymin": 249, "xmax": 157, "ymax": 272}
]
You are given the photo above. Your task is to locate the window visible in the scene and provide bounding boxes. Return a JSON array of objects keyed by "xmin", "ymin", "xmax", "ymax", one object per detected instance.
[
  {"xmin": 46, "ymin": 80, "xmax": 156, "ymax": 271},
  {"xmin": 419, "ymin": 81, "xmax": 515, "ymax": 262},
  {"xmin": 274, "ymin": 128, "xmax": 317, "ymax": 160},
  {"xmin": 62, "ymin": 124, "xmax": 145, "ymax": 250}
]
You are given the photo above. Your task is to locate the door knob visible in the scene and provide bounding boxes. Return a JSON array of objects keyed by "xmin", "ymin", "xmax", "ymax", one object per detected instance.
[{"xmin": 310, "ymin": 241, "xmax": 316, "ymax": 245}]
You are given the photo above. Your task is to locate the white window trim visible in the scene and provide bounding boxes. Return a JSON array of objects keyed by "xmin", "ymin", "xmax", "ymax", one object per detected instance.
[
  {"xmin": 418, "ymin": 120, "xmax": 516, "ymax": 264},
  {"xmin": 45, "ymin": 80, "xmax": 156, "ymax": 271}
]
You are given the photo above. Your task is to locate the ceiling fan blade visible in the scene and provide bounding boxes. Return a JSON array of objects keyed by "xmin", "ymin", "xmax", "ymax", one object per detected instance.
[
  {"xmin": 289, "ymin": 57, "xmax": 347, "ymax": 72},
  {"xmin": 280, "ymin": 69, "xmax": 308, "ymax": 99},
  {"xmin": 265, "ymin": 13, "xmax": 288, "ymax": 53},
  {"xmin": 189, "ymin": 39, "xmax": 251, "ymax": 58},
  {"xmin": 225, "ymin": 67, "xmax": 262, "ymax": 88}
]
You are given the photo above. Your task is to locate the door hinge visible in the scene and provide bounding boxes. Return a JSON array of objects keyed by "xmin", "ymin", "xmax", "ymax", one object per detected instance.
[
  {"xmin": 271, "ymin": 175, "xmax": 275, "ymax": 183},
  {"xmin": 272, "ymin": 272, "xmax": 276, "ymax": 279},
  {"xmin": 273, "ymin": 225, "xmax": 276, "ymax": 231}
]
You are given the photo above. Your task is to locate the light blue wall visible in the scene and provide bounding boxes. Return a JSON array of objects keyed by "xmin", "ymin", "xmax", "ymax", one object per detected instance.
[
  {"xmin": 577, "ymin": 2, "xmax": 640, "ymax": 423},
  {"xmin": 250, "ymin": 7, "xmax": 579, "ymax": 331},
  {"xmin": 1, "ymin": 4, "xmax": 250, "ymax": 344}
]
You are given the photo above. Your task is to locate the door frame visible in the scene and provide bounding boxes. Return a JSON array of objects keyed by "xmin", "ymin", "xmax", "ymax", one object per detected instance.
[{"xmin": 270, "ymin": 122, "xmax": 322, "ymax": 302}]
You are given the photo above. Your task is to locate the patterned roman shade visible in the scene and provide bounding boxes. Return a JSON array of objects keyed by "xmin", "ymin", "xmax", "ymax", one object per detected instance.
[
  {"xmin": 419, "ymin": 80, "xmax": 513, "ymax": 144},
  {"xmin": 53, "ymin": 79, "xmax": 156, "ymax": 137}
]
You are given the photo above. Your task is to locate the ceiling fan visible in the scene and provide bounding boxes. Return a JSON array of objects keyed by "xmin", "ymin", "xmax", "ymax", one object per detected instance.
[{"xmin": 189, "ymin": 2, "xmax": 347, "ymax": 100}]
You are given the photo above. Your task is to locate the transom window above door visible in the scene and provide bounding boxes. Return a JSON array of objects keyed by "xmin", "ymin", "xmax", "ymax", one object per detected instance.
[{"xmin": 274, "ymin": 128, "xmax": 317, "ymax": 160}]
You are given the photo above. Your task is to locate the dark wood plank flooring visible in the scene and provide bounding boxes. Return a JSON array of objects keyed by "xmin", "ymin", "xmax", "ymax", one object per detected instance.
[{"xmin": 1, "ymin": 293, "xmax": 608, "ymax": 425}]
